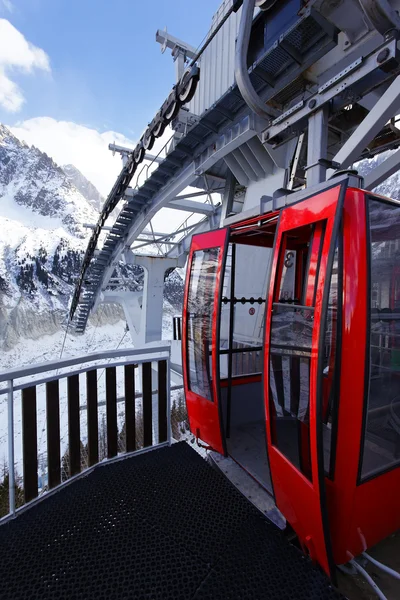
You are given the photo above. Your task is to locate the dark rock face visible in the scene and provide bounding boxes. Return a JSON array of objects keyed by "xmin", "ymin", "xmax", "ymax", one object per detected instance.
[
  {"xmin": 164, "ymin": 268, "xmax": 184, "ymax": 312},
  {"xmin": 0, "ymin": 124, "xmax": 99, "ymax": 346},
  {"xmin": 0, "ymin": 124, "xmax": 97, "ymax": 235},
  {"xmin": 62, "ymin": 163, "xmax": 105, "ymax": 213}
]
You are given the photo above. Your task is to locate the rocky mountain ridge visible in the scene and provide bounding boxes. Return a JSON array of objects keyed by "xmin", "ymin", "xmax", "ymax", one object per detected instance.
[
  {"xmin": 62, "ymin": 163, "xmax": 104, "ymax": 213},
  {"xmin": 0, "ymin": 123, "xmax": 184, "ymax": 351}
]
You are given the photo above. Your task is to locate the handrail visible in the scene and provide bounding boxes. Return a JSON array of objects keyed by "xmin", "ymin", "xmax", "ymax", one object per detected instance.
[
  {"xmin": 134, "ymin": 132, "xmax": 175, "ymax": 191},
  {"xmin": 0, "ymin": 342, "xmax": 170, "ymax": 384},
  {"xmin": 0, "ymin": 343, "xmax": 172, "ymax": 520}
]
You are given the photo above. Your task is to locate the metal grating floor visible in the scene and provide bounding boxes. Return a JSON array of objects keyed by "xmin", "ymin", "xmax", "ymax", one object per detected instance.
[{"xmin": 0, "ymin": 442, "xmax": 343, "ymax": 600}]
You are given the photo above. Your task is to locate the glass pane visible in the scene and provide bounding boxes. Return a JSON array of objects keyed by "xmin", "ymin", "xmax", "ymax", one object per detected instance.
[
  {"xmin": 187, "ymin": 248, "xmax": 220, "ymax": 401},
  {"xmin": 321, "ymin": 243, "xmax": 340, "ymax": 478},
  {"xmin": 269, "ymin": 225, "xmax": 324, "ymax": 481},
  {"xmin": 270, "ymin": 355, "xmax": 311, "ymax": 475},
  {"xmin": 270, "ymin": 304, "xmax": 314, "ymax": 355},
  {"xmin": 220, "ymin": 244, "xmax": 271, "ymax": 378},
  {"xmin": 220, "ymin": 245, "xmax": 232, "ymax": 379},
  {"xmin": 279, "ymin": 250, "xmax": 297, "ymax": 302},
  {"xmin": 361, "ymin": 199, "xmax": 400, "ymax": 479},
  {"xmin": 232, "ymin": 244, "xmax": 270, "ymax": 374}
]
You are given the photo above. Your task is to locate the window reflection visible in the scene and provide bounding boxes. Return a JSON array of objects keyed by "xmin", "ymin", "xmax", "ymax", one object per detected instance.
[
  {"xmin": 269, "ymin": 224, "xmax": 325, "ymax": 481},
  {"xmin": 321, "ymin": 244, "xmax": 340, "ymax": 479},
  {"xmin": 219, "ymin": 244, "xmax": 271, "ymax": 379},
  {"xmin": 361, "ymin": 198, "xmax": 400, "ymax": 479},
  {"xmin": 187, "ymin": 248, "xmax": 220, "ymax": 401}
]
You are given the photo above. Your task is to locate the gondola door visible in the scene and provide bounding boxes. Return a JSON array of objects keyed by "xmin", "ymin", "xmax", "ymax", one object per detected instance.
[
  {"xmin": 183, "ymin": 228, "xmax": 228, "ymax": 454},
  {"xmin": 264, "ymin": 184, "xmax": 345, "ymax": 578}
]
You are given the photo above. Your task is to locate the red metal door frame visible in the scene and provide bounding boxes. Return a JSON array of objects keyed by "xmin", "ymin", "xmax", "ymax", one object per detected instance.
[
  {"xmin": 182, "ymin": 228, "xmax": 228, "ymax": 455},
  {"xmin": 264, "ymin": 183, "xmax": 345, "ymax": 578},
  {"xmin": 328, "ymin": 189, "xmax": 400, "ymax": 564}
]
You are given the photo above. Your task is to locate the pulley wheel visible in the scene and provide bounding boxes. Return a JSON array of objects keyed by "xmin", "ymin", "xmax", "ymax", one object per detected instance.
[
  {"xmin": 143, "ymin": 128, "xmax": 155, "ymax": 151},
  {"xmin": 134, "ymin": 145, "xmax": 145, "ymax": 164},
  {"xmin": 165, "ymin": 99, "xmax": 180, "ymax": 122},
  {"xmin": 358, "ymin": 0, "xmax": 400, "ymax": 35},
  {"xmin": 256, "ymin": 0, "xmax": 278, "ymax": 10},
  {"xmin": 153, "ymin": 120, "xmax": 166, "ymax": 138}
]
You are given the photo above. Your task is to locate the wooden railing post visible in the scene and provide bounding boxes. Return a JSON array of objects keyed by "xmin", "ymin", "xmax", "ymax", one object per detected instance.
[
  {"xmin": 22, "ymin": 386, "xmax": 38, "ymax": 503},
  {"xmin": 67, "ymin": 375, "xmax": 80, "ymax": 477},
  {"xmin": 124, "ymin": 365, "xmax": 136, "ymax": 452},
  {"xmin": 87, "ymin": 370, "xmax": 99, "ymax": 466},
  {"xmin": 106, "ymin": 367, "xmax": 118, "ymax": 458},
  {"xmin": 158, "ymin": 360, "xmax": 168, "ymax": 444},
  {"xmin": 142, "ymin": 362, "xmax": 152, "ymax": 447},
  {"xmin": 177, "ymin": 317, "xmax": 182, "ymax": 341},
  {"xmin": 0, "ymin": 345, "xmax": 171, "ymax": 515},
  {"xmin": 46, "ymin": 380, "xmax": 61, "ymax": 489}
]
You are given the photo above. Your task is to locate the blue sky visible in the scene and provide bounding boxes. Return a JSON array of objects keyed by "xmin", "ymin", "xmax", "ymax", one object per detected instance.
[{"xmin": 0, "ymin": 0, "xmax": 221, "ymax": 137}]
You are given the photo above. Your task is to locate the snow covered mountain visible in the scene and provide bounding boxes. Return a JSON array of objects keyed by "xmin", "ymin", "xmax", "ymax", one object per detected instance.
[
  {"xmin": 0, "ymin": 123, "xmax": 184, "ymax": 353},
  {"xmin": 0, "ymin": 125, "xmax": 98, "ymax": 235},
  {"xmin": 0, "ymin": 124, "xmax": 113, "ymax": 350},
  {"xmin": 356, "ymin": 148, "xmax": 400, "ymax": 200},
  {"xmin": 62, "ymin": 163, "xmax": 104, "ymax": 213}
]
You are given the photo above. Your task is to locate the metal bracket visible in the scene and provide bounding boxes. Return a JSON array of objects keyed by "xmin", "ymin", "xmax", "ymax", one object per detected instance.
[
  {"xmin": 358, "ymin": 0, "xmax": 400, "ymax": 36},
  {"xmin": 261, "ymin": 37, "xmax": 398, "ymax": 145},
  {"xmin": 304, "ymin": 158, "xmax": 341, "ymax": 172}
]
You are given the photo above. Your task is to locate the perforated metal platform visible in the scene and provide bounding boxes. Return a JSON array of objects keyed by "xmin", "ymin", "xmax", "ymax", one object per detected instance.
[{"xmin": 0, "ymin": 442, "xmax": 343, "ymax": 600}]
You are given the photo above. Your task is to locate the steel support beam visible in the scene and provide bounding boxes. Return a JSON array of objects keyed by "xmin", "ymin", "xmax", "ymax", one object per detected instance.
[
  {"xmin": 220, "ymin": 171, "xmax": 236, "ymax": 226},
  {"xmin": 167, "ymin": 205, "xmax": 223, "ymax": 258},
  {"xmin": 155, "ymin": 29, "xmax": 197, "ymax": 60},
  {"xmin": 262, "ymin": 37, "xmax": 398, "ymax": 146},
  {"xmin": 237, "ymin": 144, "xmax": 266, "ymax": 179},
  {"xmin": 364, "ymin": 147, "xmax": 400, "ymax": 189},
  {"xmin": 331, "ymin": 73, "xmax": 400, "ymax": 170},
  {"xmin": 288, "ymin": 133, "xmax": 305, "ymax": 190},
  {"xmin": 90, "ymin": 116, "xmax": 266, "ymax": 316},
  {"xmin": 307, "ymin": 107, "xmax": 329, "ymax": 187},
  {"xmin": 175, "ymin": 189, "xmax": 224, "ymax": 200},
  {"xmin": 167, "ymin": 198, "xmax": 215, "ymax": 214},
  {"xmin": 232, "ymin": 148, "xmax": 259, "ymax": 181},
  {"xmin": 195, "ymin": 114, "xmax": 261, "ymax": 175},
  {"xmin": 224, "ymin": 154, "xmax": 250, "ymax": 186},
  {"xmin": 246, "ymin": 136, "xmax": 273, "ymax": 173}
]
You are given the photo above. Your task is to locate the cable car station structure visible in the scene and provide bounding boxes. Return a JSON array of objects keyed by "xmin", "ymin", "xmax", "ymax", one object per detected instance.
[{"xmin": 2, "ymin": 1, "xmax": 400, "ymax": 598}]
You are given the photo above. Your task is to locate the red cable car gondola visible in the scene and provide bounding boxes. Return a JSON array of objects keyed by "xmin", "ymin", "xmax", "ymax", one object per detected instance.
[{"xmin": 182, "ymin": 177, "xmax": 400, "ymax": 579}]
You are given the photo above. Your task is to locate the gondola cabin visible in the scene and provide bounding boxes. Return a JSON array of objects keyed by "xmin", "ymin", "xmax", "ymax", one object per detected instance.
[{"xmin": 182, "ymin": 177, "xmax": 400, "ymax": 578}]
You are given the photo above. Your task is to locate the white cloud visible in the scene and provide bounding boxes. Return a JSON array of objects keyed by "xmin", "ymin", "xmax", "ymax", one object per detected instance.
[
  {"xmin": 11, "ymin": 117, "xmax": 138, "ymax": 196},
  {"xmin": 10, "ymin": 118, "xmax": 214, "ymax": 235},
  {"xmin": 0, "ymin": 19, "xmax": 50, "ymax": 112},
  {"xmin": 0, "ymin": 1, "xmax": 13, "ymax": 13}
]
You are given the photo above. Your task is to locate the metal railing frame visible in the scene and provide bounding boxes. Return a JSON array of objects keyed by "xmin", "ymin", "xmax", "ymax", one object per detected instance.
[{"xmin": 0, "ymin": 342, "xmax": 172, "ymax": 521}]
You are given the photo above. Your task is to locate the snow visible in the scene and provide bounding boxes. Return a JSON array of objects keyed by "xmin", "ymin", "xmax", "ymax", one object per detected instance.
[
  {"xmin": 0, "ymin": 124, "xmax": 188, "ymax": 488},
  {"xmin": 0, "ymin": 188, "xmax": 66, "ymax": 231},
  {"xmin": 0, "ymin": 307, "xmax": 179, "ymax": 476}
]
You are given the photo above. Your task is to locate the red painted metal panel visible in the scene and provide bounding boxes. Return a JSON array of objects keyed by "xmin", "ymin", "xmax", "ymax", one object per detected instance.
[
  {"xmin": 182, "ymin": 228, "xmax": 228, "ymax": 454},
  {"xmin": 264, "ymin": 184, "xmax": 343, "ymax": 578},
  {"xmin": 220, "ymin": 374, "xmax": 262, "ymax": 387},
  {"xmin": 328, "ymin": 189, "xmax": 400, "ymax": 564}
]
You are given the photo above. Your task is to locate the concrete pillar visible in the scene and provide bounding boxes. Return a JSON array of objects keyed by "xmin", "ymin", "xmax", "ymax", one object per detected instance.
[
  {"xmin": 99, "ymin": 291, "xmax": 142, "ymax": 345},
  {"xmin": 101, "ymin": 255, "xmax": 179, "ymax": 346},
  {"xmin": 135, "ymin": 255, "xmax": 179, "ymax": 345}
]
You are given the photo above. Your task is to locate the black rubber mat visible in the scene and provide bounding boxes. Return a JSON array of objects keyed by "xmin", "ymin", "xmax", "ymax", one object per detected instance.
[{"xmin": 0, "ymin": 442, "xmax": 343, "ymax": 600}]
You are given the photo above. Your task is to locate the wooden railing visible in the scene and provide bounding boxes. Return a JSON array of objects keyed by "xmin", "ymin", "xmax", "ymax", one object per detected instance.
[
  {"xmin": 173, "ymin": 315, "xmax": 182, "ymax": 341},
  {"xmin": 0, "ymin": 343, "xmax": 171, "ymax": 519}
]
